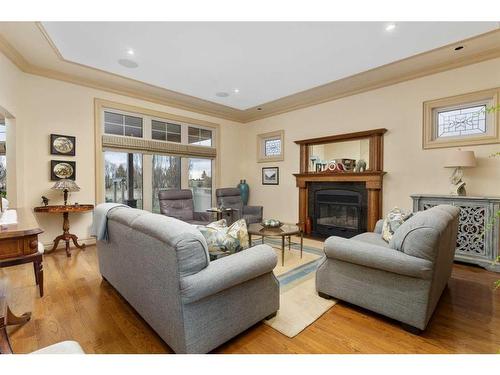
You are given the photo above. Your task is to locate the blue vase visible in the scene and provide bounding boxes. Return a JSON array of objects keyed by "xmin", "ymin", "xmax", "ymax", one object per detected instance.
[{"xmin": 237, "ymin": 179, "xmax": 249, "ymax": 206}]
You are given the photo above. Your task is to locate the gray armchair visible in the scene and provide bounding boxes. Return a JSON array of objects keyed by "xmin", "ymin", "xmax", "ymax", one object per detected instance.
[
  {"xmin": 216, "ymin": 188, "xmax": 263, "ymax": 225},
  {"xmin": 316, "ymin": 204, "xmax": 460, "ymax": 332},
  {"xmin": 158, "ymin": 189, "xmax": 212, "ymax": 225}
]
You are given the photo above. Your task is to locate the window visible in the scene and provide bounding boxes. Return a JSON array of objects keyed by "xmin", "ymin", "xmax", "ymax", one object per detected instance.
[
  {"xmin": 97, "ymin": 100, "xmax": 217, "ymax": 212},
  {"xmin": 104, "ymin": 151, "xmax": 143, "ymax": 209},
  {"xmin": 257, "ymin": 130, "xmax": 284, "ymax": 162},
  {"xmin": 104, "ymin": 111, "xmax": 143, "ymax": 138},
  {"xmin": 152, "ymin": 155, "xmax": 181, "ymax": 213},
  {"xmin": 188, "ymin": 126, "xmax": 212, "ymax": 146},
  {"xmin": 264, "ymin": 138, "xmax": 282, "ymax": 157},
  {"xmin": 0, "ymin": 122, "xmax": 6, "ymax": 197},
  {"xmin": 188, "ymin": 158, "xmax": 212, "ymax": 212},
  {"xmin": 151, "ymin": 120, "xmax": 182, "ymax": 143},
  {"xmin": 423, "ymin": 88, "xmax": 499, "ymax": 149},
  {"xmin": 436, "ymin": 104, "xmax": 487, "ymax": 138}
]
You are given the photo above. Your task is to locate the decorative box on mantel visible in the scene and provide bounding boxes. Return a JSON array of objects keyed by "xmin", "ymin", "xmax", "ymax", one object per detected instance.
[{"xmin": 412, "ymin": 194, "xmax": 500, "ymax": 273}]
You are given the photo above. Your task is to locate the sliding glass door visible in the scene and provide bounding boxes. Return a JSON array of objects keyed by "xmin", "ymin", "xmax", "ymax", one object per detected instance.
[
  {"xmin": 152, "ymin": 155, "xmax": 181, "ymax": 213},
  {"xmin": 104, "ymin": 151, "xmax": 143, "ymax": 209},
  {"xmin": 188, "ymin": 158, "xmax": 212, "ymax": 212}
]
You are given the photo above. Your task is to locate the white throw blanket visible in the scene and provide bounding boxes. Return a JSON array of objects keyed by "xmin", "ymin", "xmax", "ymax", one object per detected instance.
[{"xmin": 91, "ymin": 203, "xmax": 128, "ymax": 241}]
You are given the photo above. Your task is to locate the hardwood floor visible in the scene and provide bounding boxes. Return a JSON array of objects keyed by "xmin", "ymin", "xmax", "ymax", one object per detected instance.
[{"xmin": 1, "ymin": 245, "xmax": 499, "ymax": 354}]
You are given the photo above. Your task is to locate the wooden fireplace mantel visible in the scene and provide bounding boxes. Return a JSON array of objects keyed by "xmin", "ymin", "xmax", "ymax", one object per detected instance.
[{"xmin": 294, "ymin": 129, "xmax": 387, "ymax": 234}]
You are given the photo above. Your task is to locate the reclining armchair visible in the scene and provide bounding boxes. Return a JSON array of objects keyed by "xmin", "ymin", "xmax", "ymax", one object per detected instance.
[
  {"xmin": 316, "ymin": 204, "xmax": 460, "ymax": 332},
  {"xmin": 158, "ymin": 189, "xmax": 212, "ymax": 225},
  {"xmin": 216, "ymin": 188, "xmax": 263, "ymax": 225}
]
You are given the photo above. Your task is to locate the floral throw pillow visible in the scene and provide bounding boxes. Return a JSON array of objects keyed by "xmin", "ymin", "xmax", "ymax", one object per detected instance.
[
  {"xmin": 197, "ymin": 218, "xmax": 249, "ymax": 256},
  {"xmin": 382, "ymin": 207, "xmax": 413, "ymax": 243}
]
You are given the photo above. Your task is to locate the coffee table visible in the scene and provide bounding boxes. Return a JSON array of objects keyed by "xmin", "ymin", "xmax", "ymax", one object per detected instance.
[{"xmin": 248, "ymin": 223, "xmax": 303, "ymax": 266}]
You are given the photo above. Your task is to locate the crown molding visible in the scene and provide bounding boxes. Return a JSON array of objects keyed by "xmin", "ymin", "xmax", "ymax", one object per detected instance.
[{"xmin": 1, "ymin": 22, "xmax": 499, "ymax": 124}]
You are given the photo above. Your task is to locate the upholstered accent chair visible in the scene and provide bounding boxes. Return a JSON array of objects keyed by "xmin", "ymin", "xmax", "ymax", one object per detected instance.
[
  {"xmin": 316, "ymin": 204, "xmax": 460, "ymax": 332},
  {"xmin": 158, "ymin": 189, "xmax": 212, "ymax": 225},
  {"xmin": 97, "ymin": 205, "xmax": 279, "ymax": 353},
  {"xmin": 215, "ymin": 188, "xmax": 263, "ymax": 225}
]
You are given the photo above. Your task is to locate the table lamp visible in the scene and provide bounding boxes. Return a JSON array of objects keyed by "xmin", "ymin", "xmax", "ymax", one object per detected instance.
[
  {"xmin": 444, "ymin": 150, "xmax": 476, "ymax": 196},
  {"xmin": 51, "ymin": 178, "xmax": 80, "ymax": 205}
]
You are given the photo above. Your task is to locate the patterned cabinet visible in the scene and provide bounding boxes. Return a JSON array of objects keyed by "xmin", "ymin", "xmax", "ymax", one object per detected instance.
[{"xmin": 412, "ymin": 194, "xmax": 500, "ymax": 273}]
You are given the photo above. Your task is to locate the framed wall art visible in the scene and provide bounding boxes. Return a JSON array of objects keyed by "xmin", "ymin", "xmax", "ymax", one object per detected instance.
[
  {"xmin": 50, "ymin": 160, "xmax": 76, "ymax": 181},
  {"xmin": 50, "ymin": 134, "xmax": 76, "ymax": 156},
  {"xmin": 262, "ymin": 167, "xmax": 279, "ymax": 185}
]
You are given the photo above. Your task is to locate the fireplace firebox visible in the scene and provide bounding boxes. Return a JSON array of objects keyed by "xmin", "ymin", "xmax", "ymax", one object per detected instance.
[{"xmin": 308, "ymin": 182, "xmax": 367, "ymax": 238}]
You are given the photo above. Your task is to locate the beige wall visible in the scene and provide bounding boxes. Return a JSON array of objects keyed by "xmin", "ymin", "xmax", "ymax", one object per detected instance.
[
  {"xmin": 0, "ymin": 54, "xmax": 245, "ymax": 245},
  {"xmin": 242, "ymin": 57, "xmax": 500, "ymax": 224},
  {"xmin": 3, "ymin": 48, "xmax": 500, "ymax": 244}
]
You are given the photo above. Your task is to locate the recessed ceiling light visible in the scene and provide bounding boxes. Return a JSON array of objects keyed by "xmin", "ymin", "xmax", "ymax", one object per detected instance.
[
  {"xmin": 118, "ymin": 59, "xmax": 138, "ymax": 69},
  {"xmin": 216, "ymin": 92, "xmax": 229, "ymax": 98},
  {"xmin": 385, "ymin": 23, "xmax": 396, "ymax": 32},
  {"xmin": 454, "ymin": 45, "xmax": 464, "ymax": 51},
  {"xmin": 127, "ymin": 48, "xmax": 135, "ymax": 56},
  {"xmin": 233, "ymin": 88, "xmax": 240, "ymax": 94}
]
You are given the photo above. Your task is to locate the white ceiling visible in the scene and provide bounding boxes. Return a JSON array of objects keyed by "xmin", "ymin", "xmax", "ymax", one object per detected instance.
[{"xmin": 42, "ymin": 22, "xmax": 499, "ymax": 110}]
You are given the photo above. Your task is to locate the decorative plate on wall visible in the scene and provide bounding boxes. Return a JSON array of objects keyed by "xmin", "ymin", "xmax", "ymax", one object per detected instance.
[
  {"xmin": 50, "ymin": 134, "xmax": 76, "ymax": 156},
  {"xmin": 50, "ymin": 160, "xmax": 76, "ymax": 180}
]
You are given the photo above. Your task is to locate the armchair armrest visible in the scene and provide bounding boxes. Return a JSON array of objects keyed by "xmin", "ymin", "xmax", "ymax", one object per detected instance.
[
  {"xmin": 243, "ymin": 205, "xmax": 263, "ymax": 218},
  {"xmin": 180, "ymin": 244, "xmax": 277, "ymax": 304},
  {"xmin": 374, "ymin": 219, "xmax": 384, "ymax": 234},
  {"xmin": 193, "ymin": 211, "xmax": 212, "ymax": 222},
  {"xmin": 324, "ymin": 236, "xmax": 433, "ymax": 279}
]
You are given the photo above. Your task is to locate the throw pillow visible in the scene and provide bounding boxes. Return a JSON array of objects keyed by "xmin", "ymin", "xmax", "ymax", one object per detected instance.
[
  {"xmin": 197, "ymin": 218, "xmax": 249, "ymax": 256},
  {"xmin": 382, "ymin": 207, "xmax": 413, "ymax": 243}
]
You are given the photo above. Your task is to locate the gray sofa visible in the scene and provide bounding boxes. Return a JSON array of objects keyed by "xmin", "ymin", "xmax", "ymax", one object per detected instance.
[
  {"xmin": 158, "ymin": 189, "xmax": 212, "ymax": 225},
  {"xmin": 316, "ymin": 204, "xmax": 460, "ymax": 332},
  {"xmin": 97, "ymin": 206, "xmax": 279, "ymax": 353},
  {"xmin": 216, "ymin": 188, "xmax": 263, "ymax": 225}
]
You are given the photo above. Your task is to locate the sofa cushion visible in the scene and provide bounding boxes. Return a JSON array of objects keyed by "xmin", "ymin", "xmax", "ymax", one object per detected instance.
[
  {"xmin": 108, "ymin": 208, "xmax": 209, "ymax": 277},
  {"xmin": 197, "ymin": 219, "xmax": 249, "ymax": 255},
  {"xmin": 389, "ymin": 205, "xmax": 459, "ymax": 261},
  {"xmin": 381, "ymin": 207, "xmax": 413, "ymax": 242}
]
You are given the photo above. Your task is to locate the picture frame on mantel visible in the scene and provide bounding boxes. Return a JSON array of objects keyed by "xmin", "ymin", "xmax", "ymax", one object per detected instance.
[{"xmin": 262, "ymin": 167, "xmax": 279, "ymax": 185}]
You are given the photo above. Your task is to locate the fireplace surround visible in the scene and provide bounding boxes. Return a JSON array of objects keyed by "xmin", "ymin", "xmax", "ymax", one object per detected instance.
[{"xmin": 294, "ymin": 128, "xmax": 386, "ymax": 235}]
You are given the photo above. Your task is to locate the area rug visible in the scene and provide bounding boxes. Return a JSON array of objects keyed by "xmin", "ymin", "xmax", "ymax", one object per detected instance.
[{"xmin": 254, "ymin": 237, "xmax": 337, "ymax": 338}]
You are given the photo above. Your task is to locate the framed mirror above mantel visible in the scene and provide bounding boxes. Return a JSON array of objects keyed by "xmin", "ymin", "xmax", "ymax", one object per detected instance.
[{"xmin": 293, "ymin": 128, "xmax": 387, "ymax": 235}]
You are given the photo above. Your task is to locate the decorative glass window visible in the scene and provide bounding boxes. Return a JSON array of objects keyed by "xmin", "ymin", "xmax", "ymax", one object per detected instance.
[
  {"xmin": 188, "ymin": 126, "xmax": 212, "ymax": 146},
  {"xmin": 423, "ymin": 89, "xmax": 499, "ymax": 149},
  {"xmin": 151, "ymin": 120, "xmax": 182, "ymax": 143},
  {"xmin": 436, "ymin": 104, "xmax": 487, "ymax": 138},
  {"xmin": 104, "ymin": 111, "xmax": 143, "ymax": 138},
  {"xmin": 257, "ymin": 130, "xmax": 284, "ymax": 162},
  {"xmin": 264, "ymin": 138, "xmax": 282, "ymax": 157}
]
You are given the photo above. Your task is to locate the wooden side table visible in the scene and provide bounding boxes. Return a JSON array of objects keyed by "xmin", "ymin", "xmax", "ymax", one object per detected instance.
[
  {"xmin": 0, "ymin": 279, "xmax": 32, "ymax": 354},
  {"xmin": 34, "ymin": 204, "xmax": 94, "ymax": 257},
  {"xmin": 206, "ymin": 207, "xmax": 238, "ymax": 222},
  {"xmin": 0, "ymin": 208, "xmax": 44, "ymax": 297}
]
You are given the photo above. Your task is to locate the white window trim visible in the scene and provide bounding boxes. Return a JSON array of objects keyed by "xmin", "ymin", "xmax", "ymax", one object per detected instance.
[
  {"xmin": 94, "ymin": 98, "xmax": 220, "ymax": 208},
  {"xmin": 423, "ymin": 88, "xmax": 500, "ymax": 149},
  {"xmin": 257, "ymin": 129, "xmax": 284, "ymax": 163}
]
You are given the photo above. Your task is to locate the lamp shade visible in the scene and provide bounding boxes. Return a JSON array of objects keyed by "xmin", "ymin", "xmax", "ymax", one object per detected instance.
[
  {"xmin": 444, "ymin": 150, "xmax": 476, "ymax": 168},
  {"xmin": 51, "ymin": 178, "xmax": 80, "ymax": 192}
]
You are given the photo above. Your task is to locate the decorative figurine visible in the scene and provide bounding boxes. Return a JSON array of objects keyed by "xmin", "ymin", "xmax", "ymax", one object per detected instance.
[
  {"xmin": 41, "ymin": 196, "xmax": 49, "ymax": 207},
  {"xmin": 354, "ymin": 159, "xmax": 367, "ymax": 173}
]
